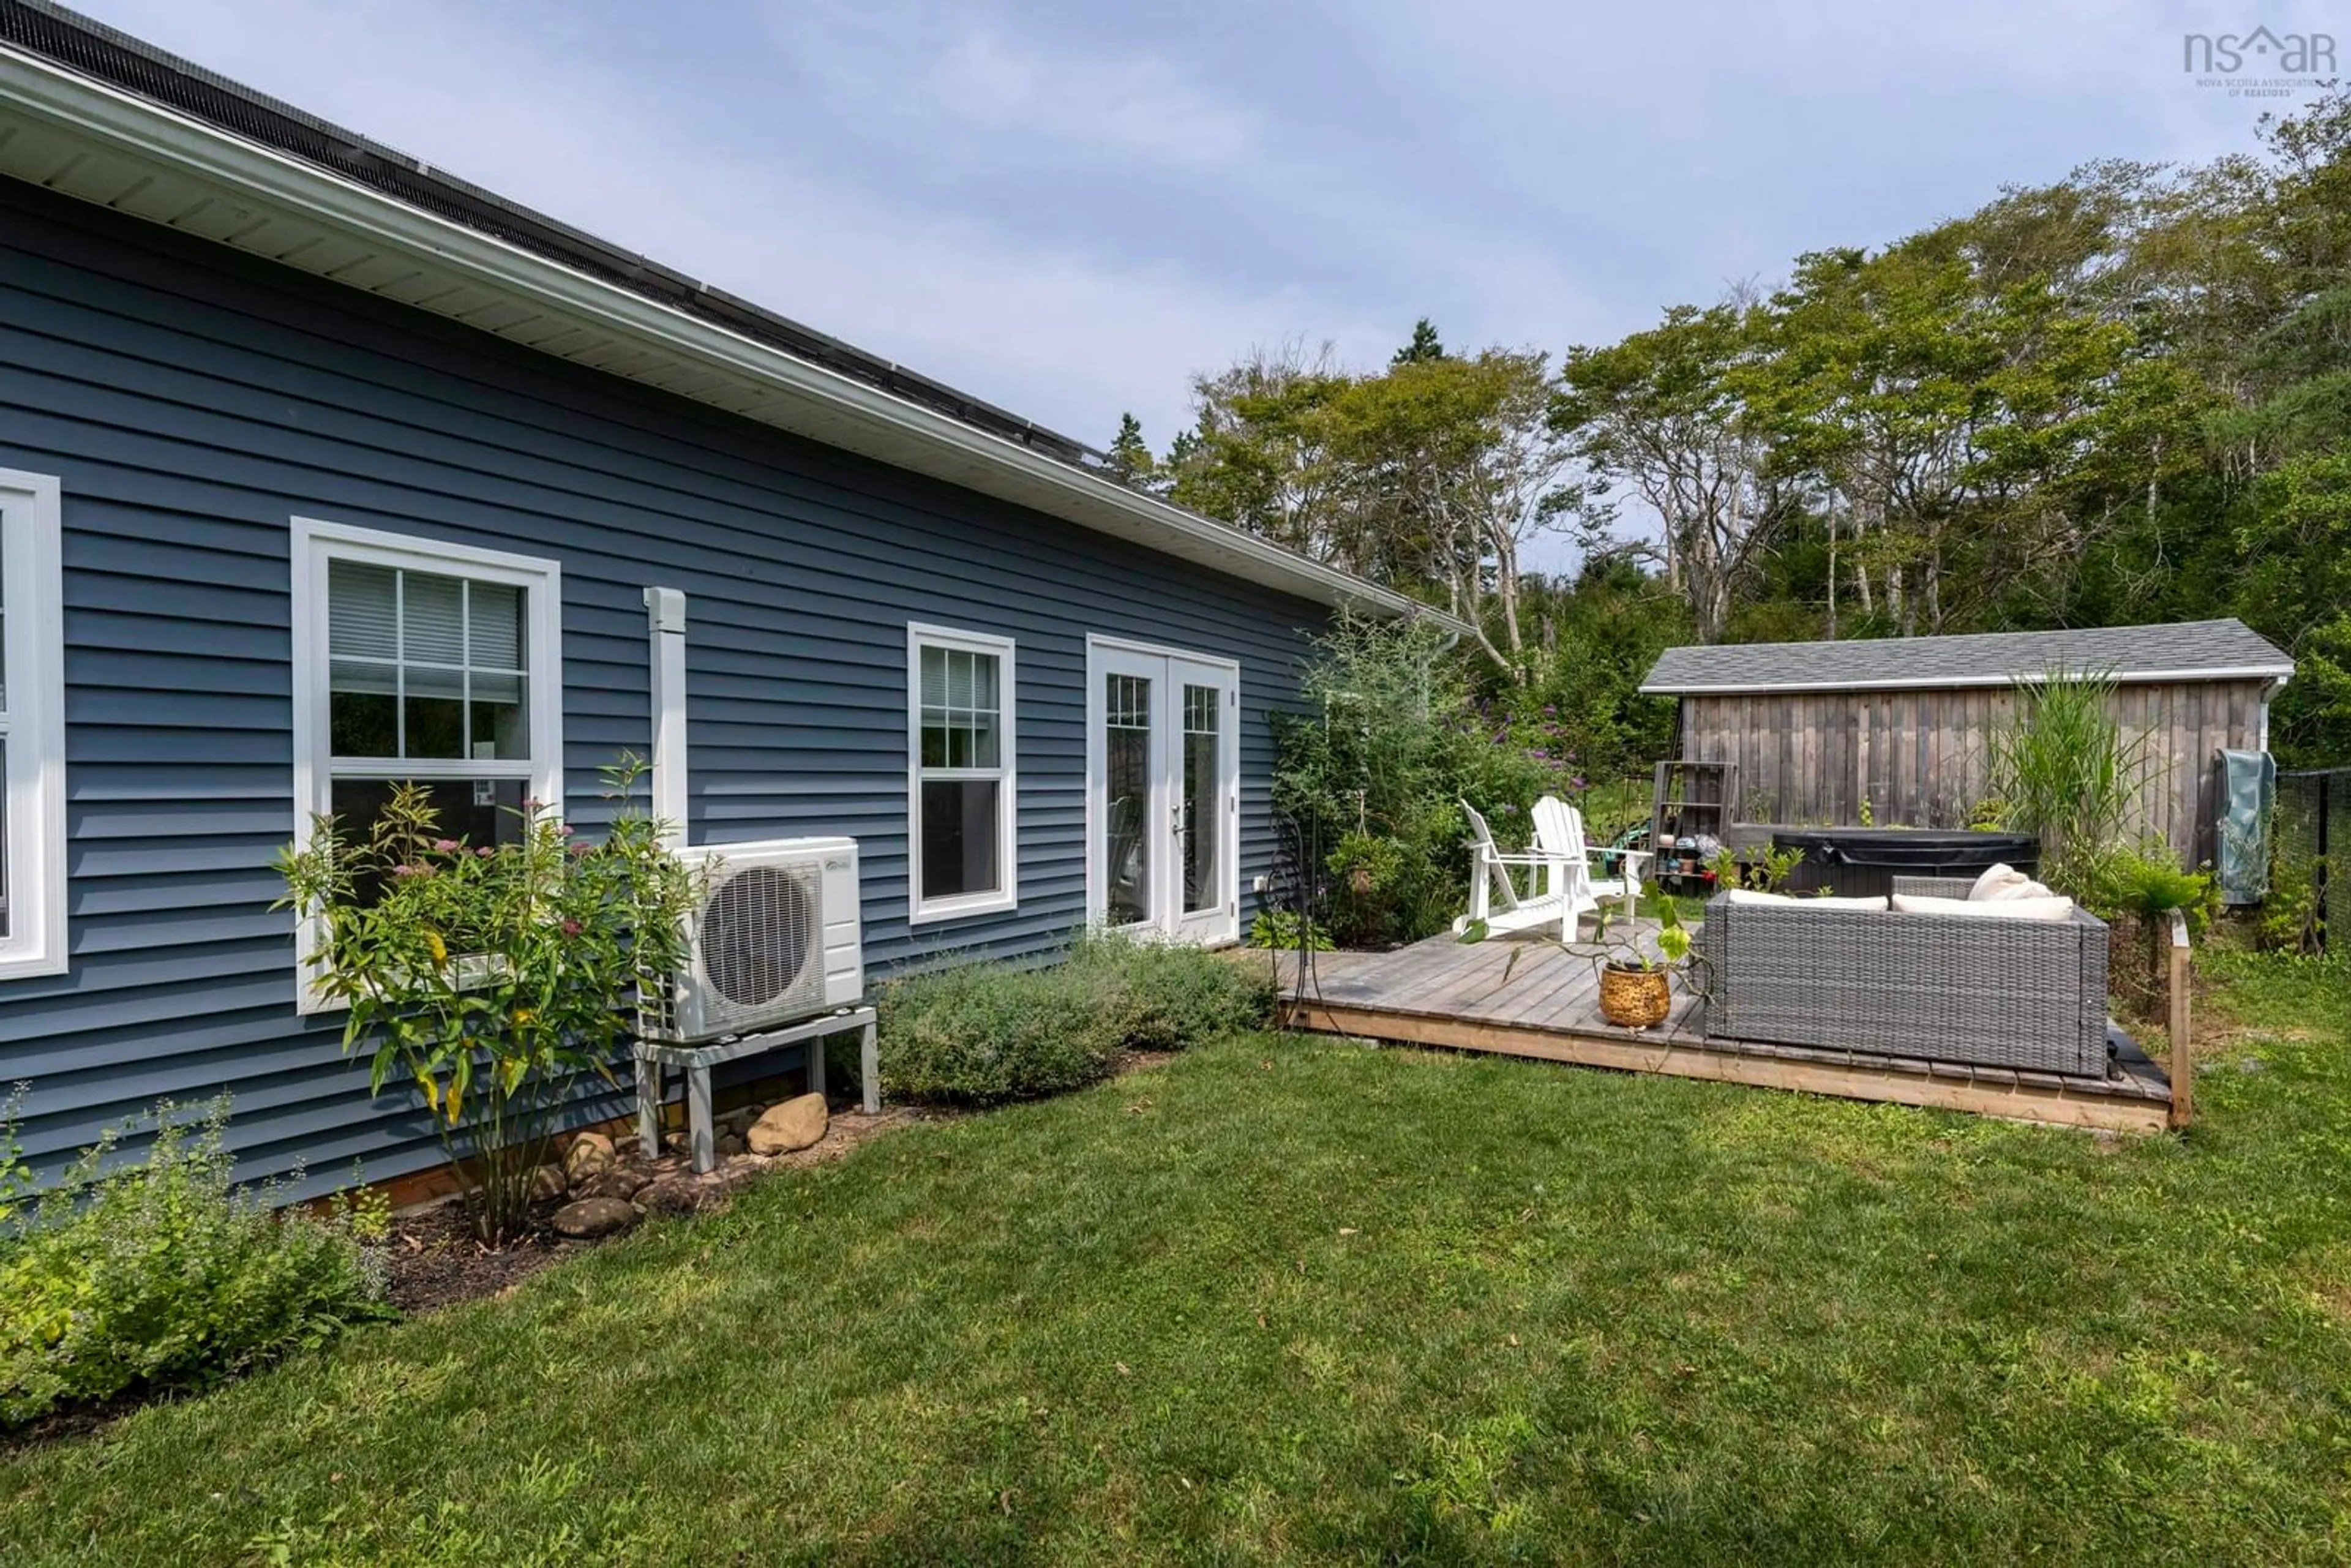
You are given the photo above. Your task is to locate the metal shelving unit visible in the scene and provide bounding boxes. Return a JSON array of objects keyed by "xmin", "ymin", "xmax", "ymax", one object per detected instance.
[{"xmin": 1651, "ymin": 759, "xmax": 1738, "ymax": 895}]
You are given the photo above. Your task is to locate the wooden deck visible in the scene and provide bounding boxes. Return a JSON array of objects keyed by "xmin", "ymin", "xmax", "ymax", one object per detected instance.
[{"xmin": 1275, "ymin": 926, "xmax": 2175, "ymax": 1133}]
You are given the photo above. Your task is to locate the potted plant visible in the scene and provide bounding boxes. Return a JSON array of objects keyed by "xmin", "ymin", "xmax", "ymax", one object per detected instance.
[
  {"xmin": 1586, "ymin": 885, "xmax": 1691, "ymax": 1029},
  {"xmin": 1456, "ymin": 880, "xmax": 1694, "ymax": 1031}
]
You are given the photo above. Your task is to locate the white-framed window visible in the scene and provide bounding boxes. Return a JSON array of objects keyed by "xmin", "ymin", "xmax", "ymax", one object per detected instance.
[
  {"xmin": 290, "ymin": 517, "xmax": 563, "ymax": 1011},
  {"xmin": 0, "ymin": 469, "xmax": 67, "ymax": 981},
  {"xmin": 907, "ymin": 623, "xmax": 1017, "ymax": 923}
]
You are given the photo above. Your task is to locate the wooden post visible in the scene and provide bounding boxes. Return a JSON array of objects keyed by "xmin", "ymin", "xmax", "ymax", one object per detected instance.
[{"xmin": 2167, "ymin": 909, "xmax": 2192, "ymax": 1130}]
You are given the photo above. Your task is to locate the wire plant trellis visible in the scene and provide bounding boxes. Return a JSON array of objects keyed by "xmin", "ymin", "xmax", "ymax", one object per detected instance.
[{"xmin": 1267, "ymin": 805, "xmax": 1335, "ymax": 1029}]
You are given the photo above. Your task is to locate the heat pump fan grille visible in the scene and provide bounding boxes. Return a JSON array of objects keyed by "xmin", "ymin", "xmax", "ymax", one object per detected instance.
[{"xmin": 697, "ymin": 863, "xmax": 822, "ymax": 1027}]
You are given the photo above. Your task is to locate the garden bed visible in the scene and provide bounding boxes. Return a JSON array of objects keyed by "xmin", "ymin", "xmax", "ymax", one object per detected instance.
[
  {"xmin": 381, "ymin": 1100, "xmax": 923, "ymax": 1315},
  {"xmin": 1, "ymin": 1096, "xmax": 928, "ymax": 1454}
]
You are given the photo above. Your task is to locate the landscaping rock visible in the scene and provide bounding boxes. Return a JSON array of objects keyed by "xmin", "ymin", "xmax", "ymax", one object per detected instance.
[
  {"xmin": 634, "ymin": 1174, "xmax": 711, "ymax": 1217},
  {"xmin": 748, "ymin": 1092, "xmax": 829, "ymax": 1155},
  {"xmin": 636, "ymin": 1153, "xmax": 774, "ymax": 1217},
  {"xmin": 717, "ymin": 1133, "xmax": 744, "ymax": 1158},
  {"xmin": 551, "ymin": 1196, "xmax": 638, "ymax": 1239},
  {"xmin": 528, "ymin": 1163, "xmax": 568, "ymax": 1202},
  {"xmin": 577, "ymin": 1166, "xmax": 650, "ymax": 1202},
  {"xmin": 663, "ymin": 1131, "xmax": 689, "ymax": 1157},
  {"xmin": 564, "ymin": 1131, "xmax": 616, "ymax": 1184}
]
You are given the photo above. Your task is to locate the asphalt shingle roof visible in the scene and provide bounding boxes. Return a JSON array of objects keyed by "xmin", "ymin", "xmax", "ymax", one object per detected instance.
[{"xmin": 1640, "ymin": 619, "xmax": 2295, "ymax": 694}]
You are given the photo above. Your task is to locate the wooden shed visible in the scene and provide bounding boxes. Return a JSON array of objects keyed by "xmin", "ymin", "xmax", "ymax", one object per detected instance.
[{"xmin": 1639, "ymin": 619, "xmax": 2295, "ymax": 863}]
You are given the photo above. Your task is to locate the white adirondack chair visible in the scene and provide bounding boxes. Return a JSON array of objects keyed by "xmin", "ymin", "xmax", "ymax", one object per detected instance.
[
  {"xmin": 1454, "ymin": 798, "xmax": 1578, "ymax": 937},
  {"xmin": 1532, "ymin": 795, "xmax": 1650, "ymax": 932}
]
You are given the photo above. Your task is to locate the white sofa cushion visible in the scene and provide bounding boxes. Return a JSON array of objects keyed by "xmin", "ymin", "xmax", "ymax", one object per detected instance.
[
  {"xmin": 1892, "ymin": 892, "xmax": 2075, "ymax": 921},
  {"xmin": 1969, "ymin": 863, "xmax": 2033, "ymax": 900}
]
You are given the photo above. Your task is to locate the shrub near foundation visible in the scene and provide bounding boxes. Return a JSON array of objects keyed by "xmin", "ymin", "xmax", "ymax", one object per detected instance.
[
  {"xmin": 878, "ymin": 934, "xmax": 1274, "ymax": 1104},
  {"xmin": 878, "ymin": 960, "xmax": 1119, "ymax": 1105},
  {"xmin": 1068, "ymin": 931, "xmax": 1274, "ymax": 1051},
  {"xmin": 0, "ymin": 1096, "xmax": 391, "ymax": 1428}
]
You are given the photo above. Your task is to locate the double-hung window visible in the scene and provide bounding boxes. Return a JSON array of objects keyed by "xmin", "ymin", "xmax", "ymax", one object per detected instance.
[
  {"xmin": 291, "ymin": 519, "xmax": 562, "ymax": 1005},
  {"xmin": 907, "ymin": 623, "xmax": 1016, "ymax": 922},
  {"xmin": 0, "ymin": 470, "xmax": 66, "ymax": 980}
]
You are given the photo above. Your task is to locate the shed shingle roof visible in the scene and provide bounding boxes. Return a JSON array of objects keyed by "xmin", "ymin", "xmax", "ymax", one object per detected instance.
[{"xmin": 1640, "ymin": 619, "xmax": 2294, "ymax": 695}]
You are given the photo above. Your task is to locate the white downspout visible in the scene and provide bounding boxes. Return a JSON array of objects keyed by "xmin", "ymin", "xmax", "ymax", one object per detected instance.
[{"xmin": 645, "ymin": 587, "xmax": 688, "ymax": 846}]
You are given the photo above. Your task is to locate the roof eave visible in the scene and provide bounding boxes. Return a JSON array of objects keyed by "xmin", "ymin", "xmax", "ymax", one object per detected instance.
[
  {"xmin": 0, "ymin": 41, "xmax": 1466, "ymax": 634},
  {"xmin": 1641, "ymin": 664, "xmax": 2300, "ymax": 697}
]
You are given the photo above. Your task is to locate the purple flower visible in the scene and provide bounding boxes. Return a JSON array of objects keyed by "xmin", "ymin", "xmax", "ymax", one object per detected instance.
[
  {"xmin": 476, "ymin": 846, "xmax": 495, "ymax": 858},
  {"xmin": 433, "ymin": 838, "xmax": 459, "ymax": 853},
  {"xmin": 391, "ymin": 863, "xmax": 426, "ymax": 877},
  {"xmin": 561, "ymin": 918, "xmax": 582, "ymax": 936},
  {"xmin": 557, "ymin": 823, "xmax": 574, "ymax": 837},
  {"xmin": 1542, "ymin": 705, "xmax": 1556, "ymax": 716},
  {"xmin": 1531, "ymin": 749, "xmax": 1550, "ymax": 759}
]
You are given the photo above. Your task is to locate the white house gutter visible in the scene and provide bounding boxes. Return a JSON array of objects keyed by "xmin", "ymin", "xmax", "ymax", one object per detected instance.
[{"xmin": 0, "ymin": 45, "xmax": 1469, "ymax": 637}]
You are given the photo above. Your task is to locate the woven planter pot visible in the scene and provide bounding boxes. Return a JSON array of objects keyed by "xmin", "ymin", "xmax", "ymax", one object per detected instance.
[{"xmin": 1598, "ymin": 963, "xmax": 1671, "ymax": 1029}]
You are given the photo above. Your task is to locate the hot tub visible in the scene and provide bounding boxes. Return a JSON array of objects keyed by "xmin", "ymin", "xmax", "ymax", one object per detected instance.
[{"xmin": 1771, "ymin": 827, "xmax": 2039, "ymax": 901}]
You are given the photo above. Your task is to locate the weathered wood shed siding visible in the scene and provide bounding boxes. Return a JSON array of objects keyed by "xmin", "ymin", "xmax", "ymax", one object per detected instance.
[
  {"xmin": 0, "ymin": 180, "xmax": 1331, "ymax": 1195},
  {"xmin": 1679, "ymin": 680, "xmax": 2270, "ymax": 860}
]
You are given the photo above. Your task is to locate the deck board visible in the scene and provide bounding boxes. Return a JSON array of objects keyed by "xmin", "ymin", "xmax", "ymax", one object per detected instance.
[{"xmin": 1274, "ymin": 926, "xmax": 2174, "ymax": 1134}]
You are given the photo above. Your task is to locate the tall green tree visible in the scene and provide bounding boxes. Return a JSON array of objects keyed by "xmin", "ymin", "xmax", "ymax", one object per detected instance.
[
  {"xmin": 1552, "ymin": 299, "xmax": 1786, "ymax": 643},
  {"xmin": 1165, "ymin": 342, "xmax": 1357, "ymax": 564},
  {"xmin": 1167, "ymin": 340, "xmax": 1572, "ymax": 677},
  {"xmin": 1392, "ymin": 318, "xmax": 1447, "ymax": 364},
  {"xmin": 1103, "ymin": 411, "xmax": 1157, "ymax": 489}
]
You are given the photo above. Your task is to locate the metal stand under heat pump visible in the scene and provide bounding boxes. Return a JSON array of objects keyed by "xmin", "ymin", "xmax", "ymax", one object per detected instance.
[{"xmin": 634, "ymin": 1006, "xmax": 880, "ymax": 1174}]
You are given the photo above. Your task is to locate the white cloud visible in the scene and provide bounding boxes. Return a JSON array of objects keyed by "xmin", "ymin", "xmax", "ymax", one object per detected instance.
[
  {"xmin": 919, "ymin": 24, "xmax": 1258, "ymax": 169},
  {"xmin": 66, "ymin": 0, "xmax": 1352, "ymax": 447}
]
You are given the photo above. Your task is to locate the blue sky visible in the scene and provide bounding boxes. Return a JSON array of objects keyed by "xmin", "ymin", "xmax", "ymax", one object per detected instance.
[{"xmin": 78, "ymin": 0, "xmax": 2338, "ymax": 464}]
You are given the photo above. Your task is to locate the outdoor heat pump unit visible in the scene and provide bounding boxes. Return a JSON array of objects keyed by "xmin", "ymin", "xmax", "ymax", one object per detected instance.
[{"xmin": 643, "ymin": 837, "xmax": 863, "ymax": 1043}]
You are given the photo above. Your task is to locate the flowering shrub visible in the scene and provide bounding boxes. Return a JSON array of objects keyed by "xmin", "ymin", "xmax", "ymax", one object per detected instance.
[
  {"xmin": 1, "ymin": 1093, "xmax": 391, "ymax": 1427},
  {"xmin": 275, "ymin": 756, "xmax": 700, "ymax": 1244}
]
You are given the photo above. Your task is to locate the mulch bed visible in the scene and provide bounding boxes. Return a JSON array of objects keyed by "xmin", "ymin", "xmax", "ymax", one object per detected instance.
[{"xmin": 386, "ymin": 1101, "xmax": 925, "ymax": 1313}]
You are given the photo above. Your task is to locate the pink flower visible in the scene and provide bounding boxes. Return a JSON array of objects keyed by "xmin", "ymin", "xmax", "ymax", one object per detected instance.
[
  {"xmin": 433, "ymin": 838, "xmax": 459, "ymax": 853},
  {"xmin": 557, "ymin": 823, "xmax": 574, "ymax": 837},
  {"xmin": 560, "ymin": 918, "xmax": 582, "ymax": 936},
  {"xmin": 391, "ymin": 863, "xmax": 426, "ymax": 877},
  {"xmin": 476, "ymin": 846, "xmax": 495, "ymax": 858},
  {"xmin": 568, "ymin": 842, "xmax": 591, "ymax": 857},
  {"xmin": 523, "ymin": 797, "xmax": 543, "ymax": 812}
]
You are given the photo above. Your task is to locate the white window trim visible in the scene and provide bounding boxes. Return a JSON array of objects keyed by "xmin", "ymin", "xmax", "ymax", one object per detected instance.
[
  {"xmin": 0, "ymin": 470, "xmax": 67, "ymax": 981},
  {"xmin": 290, "ymin": 517, "xmax": 564, "ymax": 1013},
  {"xmin": 906, "ymin": 621, "xmax": 1018, "ymax": 925}
]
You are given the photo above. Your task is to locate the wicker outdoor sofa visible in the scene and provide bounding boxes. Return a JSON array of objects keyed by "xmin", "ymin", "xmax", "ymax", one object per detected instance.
[{"xmin": 1695, "ymin": 876, "xmax": 2113, "ymax": 1077}]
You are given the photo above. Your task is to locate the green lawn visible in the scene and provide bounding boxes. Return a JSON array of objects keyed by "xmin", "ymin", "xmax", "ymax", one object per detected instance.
[{"xmin": 6, "ymin": 959, "xmax": 2351, "ymax": 1564}]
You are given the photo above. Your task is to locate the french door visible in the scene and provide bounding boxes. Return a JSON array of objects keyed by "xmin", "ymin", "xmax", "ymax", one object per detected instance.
[{"xmin": 1088, "ymin": 637, "xmax": 1240, "ymax": 944}]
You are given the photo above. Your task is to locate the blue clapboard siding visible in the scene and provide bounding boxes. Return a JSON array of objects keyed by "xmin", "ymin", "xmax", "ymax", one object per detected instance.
[{"xmin": 0, "ymin": 180, "xmax": 1330, "ymax": 1196}]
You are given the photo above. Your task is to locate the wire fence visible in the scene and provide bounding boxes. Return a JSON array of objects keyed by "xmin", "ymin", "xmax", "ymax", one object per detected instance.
[{"xmin": 2275, "ymin": 768, "xmax": 2350, "ymax": 953}]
